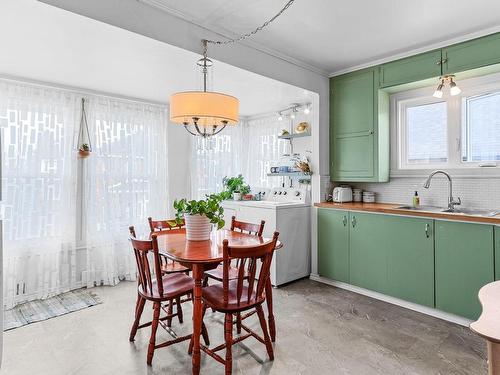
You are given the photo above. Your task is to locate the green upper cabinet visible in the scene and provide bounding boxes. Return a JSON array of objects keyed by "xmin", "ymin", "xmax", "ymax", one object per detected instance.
[
  {"xmin": 330, "ymin": 69, "xmax": 389, "ymax": 182},
  {"xmin": 495, "ymin": 226, "xmax": 500, "ymax": 281},
  {"xmin": 317, "ymin": 208, "xmax": 349, "ymax": 283},
  {"xmin": 435, "ymin": 221, "xmax": 494, "ymax": 320},
  {"xmin": 443, "ymin": 33, "xmax": 500, "ymax": 75},
  {"xmin": 379, "ymin": 50, "xmax": 442, "ymax": 88}
]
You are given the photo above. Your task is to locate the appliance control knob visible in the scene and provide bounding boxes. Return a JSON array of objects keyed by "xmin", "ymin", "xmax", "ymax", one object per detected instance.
[
  {"xmin": 274, "ymin": 191, "xmax": 278, "ymax": 195},
  {"xmin": 278, "ymin": 191, "xmax": 282, "ymax": 195},
  {"xmin": 295, "ymin": 191, "xmax": 301, "ymax": 196},
  {"xmin": 283, "ymin": 191, "xmax": 287, "ymax": 195}
]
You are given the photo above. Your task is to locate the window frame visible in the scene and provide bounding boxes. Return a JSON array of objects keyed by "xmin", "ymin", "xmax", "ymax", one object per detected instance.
[{"xmin": 390, "ymin": 71, "xmax": 500, "ymax": 177}]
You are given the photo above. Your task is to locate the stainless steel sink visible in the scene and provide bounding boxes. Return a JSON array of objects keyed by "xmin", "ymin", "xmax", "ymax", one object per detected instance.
[
  {"xmin": 396, "ymin": 205, "xmax": 444, "ymax": 213},
  {"xmin": 397, "ymin": 205, "xmax": 500, "ymax": 217},
  {"xmin": 440, "ymin": 208, "xmax": 500, "ymax": 217}
]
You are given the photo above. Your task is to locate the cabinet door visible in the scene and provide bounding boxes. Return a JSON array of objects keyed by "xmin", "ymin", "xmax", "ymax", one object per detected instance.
[
  {"xmin": 443, "ymin": 33, "xmax": 500, "ymax": 75},
  {"xmin": 318, "ymin": 209, "xmax": 349, "ymax": 282},
  {"xmin": 333, "ymin": 134, "xmax": 374, "ymax": 179},
  {"xmin": 495, "ymin": 226, "xmax": 500, "ymax": 281},
  {"xmin": 349, "ymin": 212, "xmax": 388, "ymax": 293},
  {"xmin": 379, "ymin": 50, "xmax": 442, "ymax": 88},
  {"xmin": 435, "ymin": 221, "xmax": 494, "ymax": 320},
  {"xmin": 331, "ymin": 70, "xmax": 374, "ymax": 136},
  {"xmin": 385, "ymin": 216, "xmax": 434, "ymax": 307}
]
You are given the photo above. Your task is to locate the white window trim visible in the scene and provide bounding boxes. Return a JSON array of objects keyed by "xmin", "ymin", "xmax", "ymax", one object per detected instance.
[{"xmin": 390, "ymin": 71, "xmax": 500, "ymax": 178}]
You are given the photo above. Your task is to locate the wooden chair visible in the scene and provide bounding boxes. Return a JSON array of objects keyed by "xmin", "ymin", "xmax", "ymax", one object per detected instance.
[
  {"xmin": 203, "ymin": 217, "xmax": 276, "ymax": 342},
  {"xmin": 128, "ymin": 232, "xmax": 209, "ymax": 365},
  {"xmin": 197, "ymin": 232, "xmax": 279, "ymax": 374},
  {"xmin": 203, "ymin": 216, "xmax": 265, "ymax": 285}
]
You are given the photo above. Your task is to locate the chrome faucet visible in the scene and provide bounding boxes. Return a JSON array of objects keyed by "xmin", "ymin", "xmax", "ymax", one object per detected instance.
[{"xmin": 423, "ymin": 170, "xmax": 461, "ymax": 211}]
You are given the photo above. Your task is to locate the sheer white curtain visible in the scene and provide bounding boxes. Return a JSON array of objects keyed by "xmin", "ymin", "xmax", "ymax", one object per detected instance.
[
  {"xmin": 0, "ymin": 80, "xmax": 78, "ymax": 309},
  {"xmin": 82, "ymin": 97, "xmax": 168, "ymax": 287},
  {"xmin": 244, "ymin": 117, "xmax": 289, "ymax": 188},
  {"xmin": 190, "ymin": 125, "xmax": 244, "ymax": 199},
  {"xmin": 190, "ymin": 116, "xmax": 290, "ymax": 197}
]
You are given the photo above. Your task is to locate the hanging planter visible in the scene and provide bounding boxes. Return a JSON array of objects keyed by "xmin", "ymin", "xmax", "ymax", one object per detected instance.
[{"xmin": 77, "ymin": 98, "xmax": 92, "ymax": 158}]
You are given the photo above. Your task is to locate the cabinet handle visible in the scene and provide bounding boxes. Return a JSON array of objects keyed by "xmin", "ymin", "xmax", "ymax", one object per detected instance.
[
  {"xmin": 425, "ymin": 223, "xmax": 430, "ymax": 238},
  {"xmin": 342, "ymin": 215, "xmax": 347, "ymax": 226},
  {"xmin": 351, "ymin": 216, "xmax": 357, "ymax": 228}
]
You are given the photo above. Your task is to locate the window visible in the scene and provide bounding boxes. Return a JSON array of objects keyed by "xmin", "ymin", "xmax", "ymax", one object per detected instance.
[{"xmin": 393, "ymin": 72, "xmax": 500, "ymax": 172}]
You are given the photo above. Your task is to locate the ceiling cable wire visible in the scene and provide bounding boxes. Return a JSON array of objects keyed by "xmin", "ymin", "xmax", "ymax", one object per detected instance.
[{"xmin": 204, "ymin": 0, "xmax": 295, "ymax": 46}]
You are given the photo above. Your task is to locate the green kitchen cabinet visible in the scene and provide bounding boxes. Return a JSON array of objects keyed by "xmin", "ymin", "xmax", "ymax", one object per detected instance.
[
  {"xmin": 385, "ymin": 216, "xmax": 434, "ymax": 307},
  {"xmin": 443, "ymin": 33, "xmax": 500, "ymax": 75},
  {"xmin": 349, "ymin": 212, "xmax": 388, "ymax": 294},
  {"xmin": 330, "ymin": 69, "xmax": 389, "ymax": 182},
  {"xmin": 495, "ymin": 226, "xmax": 500, "ymax": 281},
  {"xmin": 435, "ymin": 221, "xmax": 494, "ymax": 320},
  {"xmin": 317, "ymin": 208, "xmax": 349, "ymax": 282},
  {"xmin": 379, "ymin": 50, "xmax": 442, "ymax": 88},
  {"xmin": 349, "ymin": 212, "xmax": 434, "ymax": 305}
]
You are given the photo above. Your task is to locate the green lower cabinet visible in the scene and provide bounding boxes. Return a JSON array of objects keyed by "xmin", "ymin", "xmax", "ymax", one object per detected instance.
[
  {"xmin": 495, "ymin": 226, "xmax": 500, "ymax": 281},
  {"xmin": 385, "ymin": 217, "xmax": 434, "ymax": 307},
  {"xmin": 350, "ymin": 213, "xmax": 434, "ymax": 306},
  {"xmin": 349, "ymin": 213, "xmax": 388, "ymax": 294},
  {"xmin": 435, "ymin": 221, "xmax": 494, "ymax": 320},
  {"xmin": 317, "ymin": 209, "xmax": 349, "ymax": 282}
]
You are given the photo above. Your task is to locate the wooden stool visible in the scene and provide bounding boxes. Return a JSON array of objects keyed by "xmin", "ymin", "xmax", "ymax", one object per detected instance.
[{"xmin": 470, "ymin": 280, "xmax": 500, "ymax": 375}]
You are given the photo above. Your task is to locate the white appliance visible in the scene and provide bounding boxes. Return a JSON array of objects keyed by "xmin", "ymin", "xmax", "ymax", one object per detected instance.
[
  {"xmin": 332, "ymin": 186, "xmax": 353, "ymax": 203},
  {"xmin": 221, "ymin": 187, "xmax": 310, "ymax": 286}
]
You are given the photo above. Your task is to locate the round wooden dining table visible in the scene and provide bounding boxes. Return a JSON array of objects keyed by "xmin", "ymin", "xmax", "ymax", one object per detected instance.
[{"xmin": 156, "ymin": 228, "xmax": 281, "ymax": 375}]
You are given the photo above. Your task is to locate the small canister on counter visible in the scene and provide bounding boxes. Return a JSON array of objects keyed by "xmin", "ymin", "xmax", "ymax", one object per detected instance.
[
  {"xmin": 353, "ymin": 188, "xmax": 363, "ymax": 202},
  {"xmin": 362, "ymin": 191, "xmax": 376, "ymax": 203}
]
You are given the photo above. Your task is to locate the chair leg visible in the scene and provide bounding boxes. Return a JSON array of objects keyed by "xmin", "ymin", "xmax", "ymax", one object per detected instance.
[
  {"xmin": 224, "ymin": 313, "xmax": 233, "ymax": 375},
  {"xmin": 201, "ymin": 304, "xmax": 210, "ymax": 346},
  {"xmin": 130, "ymin": 295, "xmax": 146, "ymax": 342},
  {"xmin": 176, "ymin": 297, "xmax": 183, "ymax": 324},
  {"xmin": 166, "ymin": 299, "xmax": 173, "ymax": 328},
  {"xmin": 147, "ymin": 302, "xmax": 161, "ymax": 365},
  {"xmin": 236, "ymin": 312, "xmax": 242, "ymax": 334},
  {"xmin": 265, "ymin": 277, "xmax": 276, "ymax": 342},
  {"xmin": 202, "ymin": 276, "xmax": 209, "ymax": 287},
  {"xmin": 256, "ymin": 305, "xmax": 274, "ymax": 361}
]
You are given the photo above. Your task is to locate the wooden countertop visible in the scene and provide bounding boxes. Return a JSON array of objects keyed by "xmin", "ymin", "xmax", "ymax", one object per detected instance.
[{"xmin": 314, "ymin": 202, "xmax": 500, "ymax": 225}]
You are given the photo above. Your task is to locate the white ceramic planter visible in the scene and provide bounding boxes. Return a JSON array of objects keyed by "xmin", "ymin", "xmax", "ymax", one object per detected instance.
[
  {"xmin": 233, "ymin": 192, "xmax": 241, "ymax": 201},
  {"xmin": 184, "ymin": 214, "xmax": 212, "ymax": 241}
]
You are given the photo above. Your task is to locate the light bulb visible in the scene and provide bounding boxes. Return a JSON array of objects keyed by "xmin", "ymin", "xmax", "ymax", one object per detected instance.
[
  {"xmin": 290, "ymin": 112, "xmax": 296, "ymax": 119},
  {"xmin": 433, "ymin": 88, "xmax": 443, "ymax": 98},
  {"xmin": 450, "ymin": 81, "xmax": 461, "ymax": 96},
  {"xmin": 433, "ymin": 82, "xmax": 444, "ymax": 98},
  {"xmin": 277, "ymin": 112, "xmax": 283, "ymax": 121},
  {"xmin": 304, "ymin": 105, "xmax": 310, "ymax": 114}
]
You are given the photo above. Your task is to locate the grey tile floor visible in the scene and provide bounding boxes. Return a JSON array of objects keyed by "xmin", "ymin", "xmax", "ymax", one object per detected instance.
[{"xmin": 2, "ymin": 279, "xmax": 487, "ymax": 374}]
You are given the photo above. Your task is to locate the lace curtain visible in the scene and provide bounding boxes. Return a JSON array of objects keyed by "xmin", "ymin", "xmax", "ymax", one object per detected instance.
[
  {"xmin": 0, "ymin": 79, "xmax": 169, "ymax": 308},
  {"xmin": 190, "ymin": 117, "xmax": 289, "ymax": 198},
  {"xmin": 190, "ymin": 125, "xmax": 245, "ymax": 199},
  {"xmin": 83, "ymin": 97, "xmax": 168, "ymax": 287},
  {"xmin": 0, "ymin": 80, "xmax": 78, "ymax": 309}
]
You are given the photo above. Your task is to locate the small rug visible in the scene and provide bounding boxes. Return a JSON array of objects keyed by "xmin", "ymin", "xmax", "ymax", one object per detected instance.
[{"xmin": 4, "ymin": 288, "xmax": 102, "ymax": 331}]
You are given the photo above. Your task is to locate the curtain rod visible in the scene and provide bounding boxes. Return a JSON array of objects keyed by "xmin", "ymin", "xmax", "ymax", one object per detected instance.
[{"xmin": 0, "ymin": 73, "xmax": 168, "ymax": 107}]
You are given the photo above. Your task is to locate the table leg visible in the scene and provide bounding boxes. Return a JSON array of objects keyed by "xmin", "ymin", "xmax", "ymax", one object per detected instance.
[
  {"xmin": 265, "ymin": 277, "xmax": 276, "ymax": 342},
  {"xmin": 191, "ymin": 264, "xmax": 203, "ymax": 375},
  {"xmin": 488, "ymin": 340, "xmax": 500, "ymax": 375}
]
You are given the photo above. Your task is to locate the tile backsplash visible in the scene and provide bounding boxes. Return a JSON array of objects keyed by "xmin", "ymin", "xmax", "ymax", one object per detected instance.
[{"xmin": 331, "ymin": 176, "xmax": 500, "ymax": 210}]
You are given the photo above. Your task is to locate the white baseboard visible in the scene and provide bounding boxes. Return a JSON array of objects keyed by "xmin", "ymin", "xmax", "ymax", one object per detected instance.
[{"xmin": 309, "ymin": 274, "xmax": 472, "ymax": 327}]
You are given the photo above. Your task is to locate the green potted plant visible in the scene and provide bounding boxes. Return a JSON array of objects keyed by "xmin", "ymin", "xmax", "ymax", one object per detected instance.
[
  {"xmin": 78, "ymin": 143, "xmax": 91, "ymax": 158},
  {"xmin": 221, "ymin": 175, "xmax": 250, "ymax": 201},
  {"xmin": 171, "ymin": 194, "xmax": 225, "ymax": 241}
]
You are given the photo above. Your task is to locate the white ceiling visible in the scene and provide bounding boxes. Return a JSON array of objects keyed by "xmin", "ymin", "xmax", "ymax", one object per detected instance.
[
  {"xmin": 0, "ymin": 0, "xmax": 315, "ymax": 116},
  {"xmin": 141, "ymin": 0, "xmax": 500, "ymax": 75}
]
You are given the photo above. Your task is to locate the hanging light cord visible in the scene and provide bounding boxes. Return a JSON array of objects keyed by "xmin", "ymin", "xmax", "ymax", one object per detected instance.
[{"xmin": 204, "ymin": 0, "xmax": 295, "ymax": 45}]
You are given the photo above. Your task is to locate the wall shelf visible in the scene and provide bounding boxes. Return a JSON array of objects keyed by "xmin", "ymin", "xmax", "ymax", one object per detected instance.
[
  {"xmin": 267, "ymin": 172, "xmax": 312, "ymax": 180},
  {"xmin": 278, "ymin": 132, "xmax": 311, "ymax": 140}
]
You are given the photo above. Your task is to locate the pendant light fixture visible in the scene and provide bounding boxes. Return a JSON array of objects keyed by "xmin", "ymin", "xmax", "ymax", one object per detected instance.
[
  {"xmin": 433, "ymin": 75, "xmax": 461, "ymax": 98},
  {"xmin": 170, "ymin": 40, "xmax": 239, "ymax": 138},
  {"xmin": 169, "ymin": 0, "xmax": 296, "ymax": 138}
]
